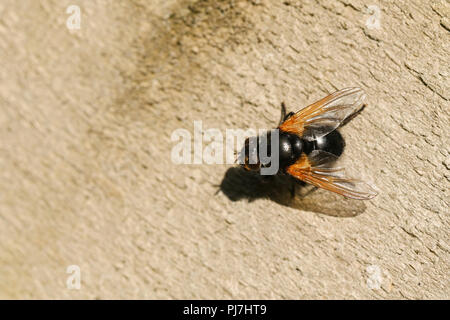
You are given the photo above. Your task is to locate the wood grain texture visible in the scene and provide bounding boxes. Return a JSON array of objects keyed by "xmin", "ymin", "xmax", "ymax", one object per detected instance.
[{"xmin": 0, "ymin": 0, "xmax": 448, "ymax": 299}]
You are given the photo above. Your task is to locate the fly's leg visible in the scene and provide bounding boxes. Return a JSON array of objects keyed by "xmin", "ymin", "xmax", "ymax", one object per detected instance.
[
  {"xmin": 302, "ymin": 185, "xmax": 318, "ymax": 197},
  {"xmin": 278, "ymin": 102, "xmax": 294, "ymax": 126},
  {"xmin": 339, "ymin": 104, "xmax": 366, "ymax": 128}
]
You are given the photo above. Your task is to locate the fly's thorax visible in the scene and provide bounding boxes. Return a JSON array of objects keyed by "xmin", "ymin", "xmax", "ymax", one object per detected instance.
[{"xmin": 278, "ymin": 132, "xmax": 303, "ymax": 169}]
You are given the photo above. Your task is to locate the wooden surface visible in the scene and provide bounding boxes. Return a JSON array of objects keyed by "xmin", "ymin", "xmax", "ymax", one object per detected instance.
[{"xmin": 0, "ymin": 0, "xmax": 449, "ymax": 299}]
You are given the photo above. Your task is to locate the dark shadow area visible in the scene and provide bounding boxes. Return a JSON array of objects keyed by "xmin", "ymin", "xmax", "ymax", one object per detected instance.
[{"xmin": 219, "ymin": 167, "xmax": 368, "ymax": 217}]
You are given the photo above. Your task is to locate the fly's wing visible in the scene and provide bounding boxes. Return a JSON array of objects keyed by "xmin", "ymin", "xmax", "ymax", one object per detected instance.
[
  {"xmin": 279, "ymin": 87, "xmax": 366, "ymax": 141},
  {"xmin": 291, "ymin": 182, "xmax": 369, "ymax": 217},
  {"xmin": 286, "ymin": 150, "xmax": 378, "ymax": 200}
]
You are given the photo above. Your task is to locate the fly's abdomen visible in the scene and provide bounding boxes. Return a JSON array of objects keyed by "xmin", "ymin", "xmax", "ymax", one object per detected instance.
[{"xmin": 309, "ymin": 130, "xmax": 345, "ymax": 158}]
